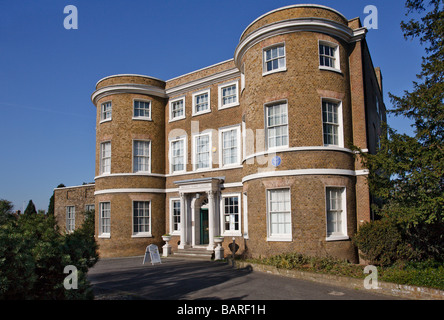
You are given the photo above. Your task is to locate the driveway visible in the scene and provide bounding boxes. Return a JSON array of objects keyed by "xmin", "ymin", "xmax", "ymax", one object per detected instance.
[{"xmin": 87, "ymin": 256, "xmax": 399, "ymax": 300}]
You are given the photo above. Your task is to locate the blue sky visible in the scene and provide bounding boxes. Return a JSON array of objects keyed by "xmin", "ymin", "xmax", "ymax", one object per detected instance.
[{"xmin": 0, "ymin": 0, "xmax": 425, "ymax": 211}]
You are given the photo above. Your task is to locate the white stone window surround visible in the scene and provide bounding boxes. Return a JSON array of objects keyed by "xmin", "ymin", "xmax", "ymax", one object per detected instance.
[
  {"xmin": 220, "ymin": 193, "xmax": 242, "ymax": 237},
  {"xmin": 262, "ymin": 42, "xmax": 287, "ymax": 76},
  {"xmin": 266, "ymin": 188, "xmax": 292, "ymax": 242},
  {"xmin": 131, "ymin": 200, "xmax": 152, "ymax": 238},
  {"xmin": 169, "ymin": 96, "xmax": 186, "ymax": 122},
  {"xmin": 325, "ymin": 186, "xmax": 349, "ymax": 241},
  {"xmin": 66, "ymin": 206, "xmax": 75, "ymax": 232},
  {"xmin": 192, "ymin": 131, "xmax": 212, "ymax": 171},
  {"xmin": 100, "ymin": 141, "xmax": 111, "ymax": 175},
  {"xmin": 169, "ymin": 135, "xmax": 187, "ymax": 174},
  {"xmin": 132, "ymin": 139, "xmax": 151, "ymax": 173},
  {"xmin": 218, "ymin": 124, "xmax": 242, "ymax": 168},
  {"xmin": 132, "ymin": 98, "xmax": 152, "ymax": 121},
  {"xmin": 321, "ymin": 97, "xmax": 344, "ymax": 148},
  {"xmin": 100, "ymin": 100, "xmax": 112, "ymax": 123},
  {"xmin": 264, "ymin": 100, "xmax": 289, "ymax": 151},
  {"xmin": 98, "ymin": 201, "xmax": 111, "ymax": 238},
  {"xmin": 318, "ymin": 40, "xmax": 341, "ymax": 74},
  {"xmin": 192, "ymin": 88, "xmax": 211, "ymax": 116},
  {"xmin": 169, "ymin": 198, "xmax": 181, "ymax": 235},
  {"xmin": 218, "ymin": 80, "xmax": 240, "ymax": 110}
]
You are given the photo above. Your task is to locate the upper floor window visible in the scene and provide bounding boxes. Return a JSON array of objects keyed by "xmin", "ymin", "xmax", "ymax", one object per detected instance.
[
  {"xmin": 322, "ymin": 100, "xmax": 343, "ymax": 147},
  {"xmin": 218, "ymin": 81, "xmax": 239, "ymax": 109},
  {"xmin": 319, "ymin": 41, "xmax": 340, "ymax": 72},
  {"xmin": 192, "ymin": 89, "xmax": 211, "ymax": 116},
  {"xmin": 170, "ymin": 137, "xmax": 186, "ymax": 173},
  {"xmin": 101, "ymin": 102, "xmax": 112, "ymax": 122},
  {"xmin": 100, "ymin": 141, "xmax": 111, "ymax": 174},
  {"xmin": 263, "ymin": 44, "xmax": 286, "ymax": 75},
  {"xmin": 133, "ymin": 100, "xmax": 151, "ymax": 120},
  {"xmin": 219, "ymin": 126, "xmax": 241, "ymax": 167},
  {"xmin": 266, "ymin": 102, "xmax": 289, "ymax": 150},
  {"xmin": 170, "ymin": 97, "xmax": 185, "ymax": 121},
  {"xmin": 133, "ymin": 140, "xmax": 151, "ymax": 173},
  {"xmin": 194, "ymin": 132, "xmax": 211, "ymax": 170}
]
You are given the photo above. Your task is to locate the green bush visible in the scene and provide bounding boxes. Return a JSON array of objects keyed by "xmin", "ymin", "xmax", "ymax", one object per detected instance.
[
  {"xmin": 0, "ymin": 208, "xmax": 99, "ymax": 299},
  {"xmin": 352, "ymin": 219, "xmax": 416, "ymax": 266}
]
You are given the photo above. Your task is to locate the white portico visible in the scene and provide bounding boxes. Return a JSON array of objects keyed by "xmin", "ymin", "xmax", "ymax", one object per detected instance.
[{"xmin": 175, "ymin": 177, "xmax": 224, "ymax": 251}]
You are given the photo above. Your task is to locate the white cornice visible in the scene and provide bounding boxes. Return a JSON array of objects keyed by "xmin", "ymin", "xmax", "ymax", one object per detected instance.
[
  {"xmin": 91, "ymin": 84, "xmax": 168, "ymax": 105},
  {"xmin": 166, "ymin": 68, "xmax": 241, "ymax": 97},
  {"xmin": 234, "ymin": 17, "xmax": 366, "ymax": 69},
  {"xmin": 239, "ymin": 4, "xmax": 348, "ymax": 41}
]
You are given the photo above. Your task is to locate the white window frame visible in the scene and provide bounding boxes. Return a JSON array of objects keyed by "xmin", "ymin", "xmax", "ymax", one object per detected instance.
[
  {"xmin": 319, "ymin": 40, "xmax": 341, "ymax": 73},
  {"xmin": 169, "ymin": 198, "xmax": 181, "ymax": 235},
  {"xmin": 100, "ymin": 101, "xmax": 112, "ymax": 123},
  {"xmin": 169, "ymin": 136, "xmax": 187, "ymax": 174},
  {"xmin": 321, "ymin": 98, "xmax": 344, "ymax": 148},
  {"xmin": 263, "ymin": 43, "xmax": 286, "ymax": 76},
  {"xmin": 220, "ymin": 193, "xmax": 242, "ymax": 237},
  {"xmin": 192, "ymin": 131, "xmax": 212, "ymax": 171},
  {"xmin": 219, "ymin": 125, "xmax": 241, "ymax": 168},
  {"xmin": 265, "ymin": 101, "xmax": 289, "ymax": 151},
  {"xmin": 132, "ymin": 200, "xmax": 151, "ymax": 237},
  {"xmin": 266, "ymin": 188, "xmax": 292, "ymax": 242},
  {"xmin": 133, "ymin": 140, "xmax": 151, "ymax": 173},
  {"xmin": 100, "ymin": 141, "xmax": 111, "ymax": 175},
  {"xmin": 99, "ymin": 202, "xmax": 111, "ymax": 238},
  {"xmin": 325, "ymin": 187, "xmax": 348, "ymax": 241},
  {"xmin": 192, "ymin": 89, "xmax": 211, "ymax": 116},
  {"xmin": 133, "ymin": 99, "xmax": 152, "ymax": 120},
  {"xmin": 169, "ymin": 96, "xmax": 186, "ymax": 122},
  {"xmin": 218, "ymin": 80, "xmax": 239, "ymax": 110},
  {"xmin": 66, "ymin": 206, "xmax": 75, "ymax": 232},
  {"xmin": 85, "ymin": 204, "xmax": 95, "ymax": 212},
  {"xmin": 243, "ymin": 193, "xmax": 249, "ymax": 239}
]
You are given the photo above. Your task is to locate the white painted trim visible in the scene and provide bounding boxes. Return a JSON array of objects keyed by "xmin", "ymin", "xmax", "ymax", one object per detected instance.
[
  {"xmin": 239, "ymin": 4, "xmax": 348, "ymax": 41},
  {"xmin": 242, "ymin": 169, "xmax": 368, "ymax": 183},
  {"xmin": 234, "ymin": 18, "xmax": 360, "ymax": 69},
  {"xmin": 169, "ymin": 96, "xmax": 186, "ymax": 122},
  {"xmin": 167, "ymin": 68, "xmax": 240, "ymax": 97},
  {"xmin": 318, "ymin": 39, "xmax": 341, "ymax": 73},
  {"xmin": 95, "ymin": 188, "xmax": 167, "ymax": 195},
  {"xmin": 262, "ymin": 42, "xmax": 287, "ymax": 76},
  {"xmin": 167, "ymin": 165, "xmax": 243, "ymax": 177},
  {"xmin": 243, "ymin": 146, "xmax": 353, "ymax": 162},
  {"xmin": 94, "ymin": 172, "xmax": 165, "ymax": 180},
  {"xmin": 192, "ymin": 88, "xmax": 212, "ymax": 117},
  {"xmin": 54, "ymin": 183, "xmax": 95, "ymax": 191},
  {"xmin": 218, "ymin": 80, "xmax": 240, "ymax": 110},
  {"xmin": 91, "ymin": 84, "xmax": 167, "ymax": 104}
]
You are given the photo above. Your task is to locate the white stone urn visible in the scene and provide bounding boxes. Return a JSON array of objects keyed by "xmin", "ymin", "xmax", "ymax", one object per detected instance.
[
  {"xmin": 162, "ymin": 235, "xmax": 172, "ymax": 257},
  {"xmin": 214, "ymin": 237, "xmax": 224, "ymax": 260}
]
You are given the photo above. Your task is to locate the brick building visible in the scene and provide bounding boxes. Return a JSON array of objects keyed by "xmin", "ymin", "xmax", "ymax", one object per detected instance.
[{"xmin": 54, "ymin": 4, "xmax": 386, "ymax": 263}]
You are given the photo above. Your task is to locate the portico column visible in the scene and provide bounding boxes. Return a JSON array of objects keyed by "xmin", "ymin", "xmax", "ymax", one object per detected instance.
[
  {"xmin": 178, "ymin": 192, "xmax": 186, "ymax": 249},
  {"xmin": 207, "ymin": 191, "xmax": 215, "ymax": 251}
]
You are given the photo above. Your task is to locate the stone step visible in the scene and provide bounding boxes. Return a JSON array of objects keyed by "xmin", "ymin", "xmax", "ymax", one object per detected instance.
[{"xmin": 172, "ymin": 247, "xmax": 214, "ymax": 261}]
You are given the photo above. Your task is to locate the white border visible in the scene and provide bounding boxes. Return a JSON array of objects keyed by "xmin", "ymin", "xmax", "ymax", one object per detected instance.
[
  {"xmin": 220, "ymin": 193, "xmax": 242, "ymax": 237},
  {"xmin": 132, "ymin": 139, "xmax": 151, "ymax": 174},
  {"xmin": 219, "ymin": 124, "xmax": 242, "ymax": 168},
  {"xmin": 169, "ymin": 96, "xmax": 186, "ymax": 122},
  {"xmin": 192, "ymin": 88, "xmax": 211, "ymax": 116}
]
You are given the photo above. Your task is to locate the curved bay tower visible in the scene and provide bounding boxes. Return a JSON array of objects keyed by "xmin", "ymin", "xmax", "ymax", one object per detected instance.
[{"xmin": 54, "ymin": 4, "xmax": 386, "ymax": 263}]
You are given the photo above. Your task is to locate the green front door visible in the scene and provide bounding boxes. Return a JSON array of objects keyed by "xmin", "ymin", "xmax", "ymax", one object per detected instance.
[{"xmin": 200, "ymin": 208, "xmax": 209, "ymax": 245}]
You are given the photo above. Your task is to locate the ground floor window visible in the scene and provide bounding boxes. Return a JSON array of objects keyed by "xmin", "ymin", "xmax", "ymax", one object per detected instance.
[
  {"xmin": 66, "ymin": 206, "xmax": 75, "ymax": 232},
  {"xmin": 99, "ymin": 202, "xmax": 110, "ymax": 237},
  {"xmin": 171, "ymin": 199, "xmax": 181, "ymax": 234},
  {"xmin": 326, "ymin": 187, "xmax": 348, "ymax": 240},
  {"xmin": 267, "ymin": 188, "xmax": 291, "ymax": 241},
  {"xmin": 221, "ymin": 194, "xmax": 241, "ymax": 236},
  {"xmin": 133, "ymin": 201, "xmax": 151, "ymax": 236}
]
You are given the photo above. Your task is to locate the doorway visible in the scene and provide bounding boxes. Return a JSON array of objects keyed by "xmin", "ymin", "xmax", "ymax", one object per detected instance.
[{"xmin": 200, "ymin": 208, "xmax": 209, "ymax": 245}]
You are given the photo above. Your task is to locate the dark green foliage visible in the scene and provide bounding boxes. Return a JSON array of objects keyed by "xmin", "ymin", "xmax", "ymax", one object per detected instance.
[
  {"xmin": 354, "ymin": 0, "xmax": 444, "ymax": 264},
  {"xmin": 24, "ymin": 200, "xmax": 37, "ymax": 216},
  {"xmin": 0, "ymin": 203, "xmax": 99, "ymax": 299}
]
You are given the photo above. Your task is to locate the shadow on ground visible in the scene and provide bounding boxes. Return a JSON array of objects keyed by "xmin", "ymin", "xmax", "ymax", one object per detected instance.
[{"xmin": 88, "ymin": 257, "xmax": 251, "ymax": 300}]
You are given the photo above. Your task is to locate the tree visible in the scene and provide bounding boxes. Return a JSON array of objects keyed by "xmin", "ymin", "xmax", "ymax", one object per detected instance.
[
  {"xmin": 24, "ymin": 200, "xmax": 37, "ymax": 216},
  {"xmin": 356, "ymin": 0, "xmax": 444, "ymax": 262}
]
